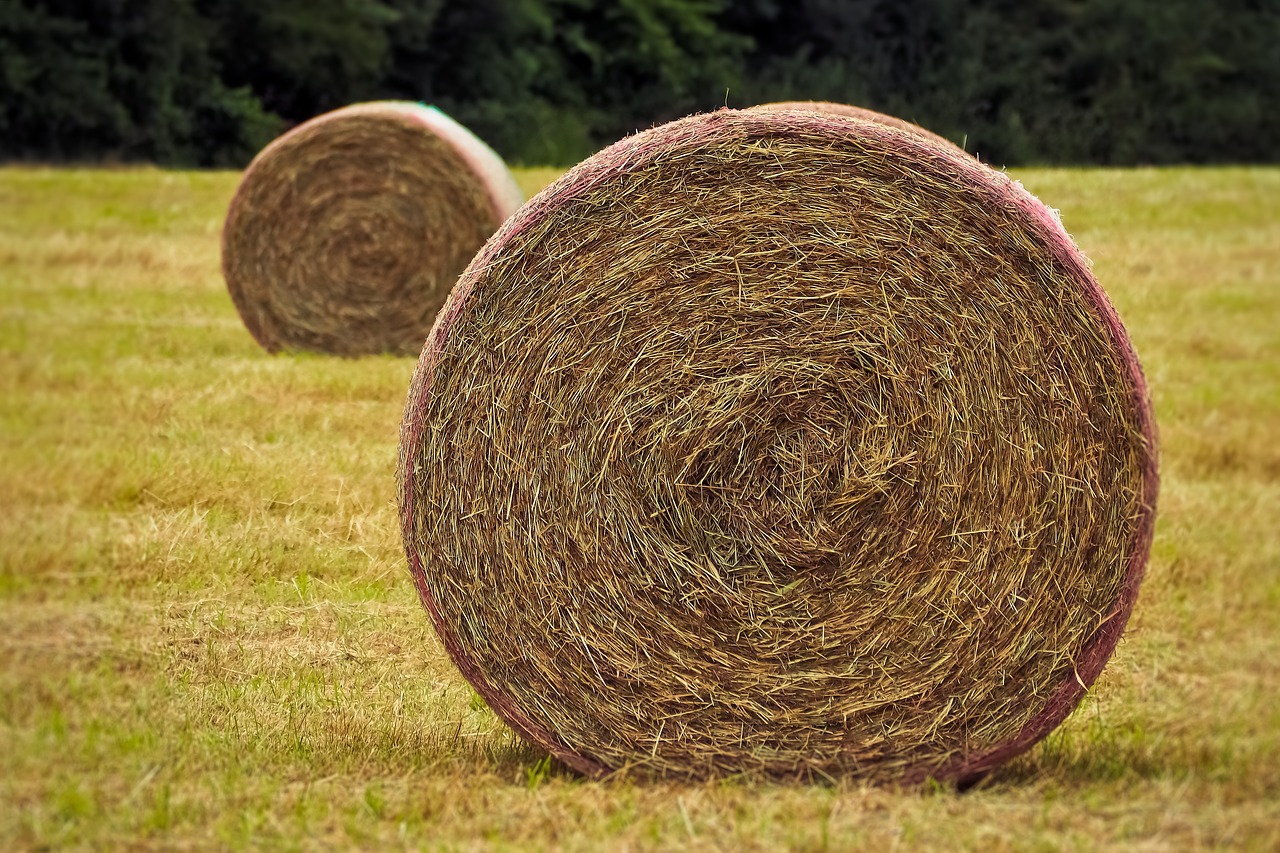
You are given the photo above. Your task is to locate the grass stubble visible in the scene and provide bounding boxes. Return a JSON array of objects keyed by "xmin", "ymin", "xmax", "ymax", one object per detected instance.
[{"xmin": 0, "ymin": 163, "xmax": 1277, "ymax": 849}]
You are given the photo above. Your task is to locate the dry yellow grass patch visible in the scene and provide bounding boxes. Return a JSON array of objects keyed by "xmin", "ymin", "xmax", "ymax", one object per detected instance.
[{"xmin": 1, "ymin": 165, "xmax": 1277, "ymax": 850}]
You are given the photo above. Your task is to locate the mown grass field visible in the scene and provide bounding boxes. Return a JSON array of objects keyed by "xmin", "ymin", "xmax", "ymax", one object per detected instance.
[{"xmin": 1, "ymin": 164, "xmax": 1277, "ymax": 850}]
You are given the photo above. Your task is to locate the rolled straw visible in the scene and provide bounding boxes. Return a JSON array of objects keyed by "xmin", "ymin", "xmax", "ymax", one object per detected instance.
[
  {"xmin": 751, "ymin": 100, "xmax": 970, "ymax": 158},
  {"xmin": 399, "ymin": 108, "xmax": 1157, "ymax": 782},
  {"xmin": 222, "ymin": 102, "xmax": 522, "ymax": 356}
]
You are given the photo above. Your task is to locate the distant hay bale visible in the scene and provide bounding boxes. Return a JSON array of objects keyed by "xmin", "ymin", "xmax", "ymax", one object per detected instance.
[
  {"xmin": 222, "ymin": 102, "xmax": 522, "ymax": 356},
  {"xmin": 398, "ymin": 109, "xmax": 1158, "ymax": 782},
  {"xmin": 751, "ymin": 100, "xmax": 970, "ymax": 158}
]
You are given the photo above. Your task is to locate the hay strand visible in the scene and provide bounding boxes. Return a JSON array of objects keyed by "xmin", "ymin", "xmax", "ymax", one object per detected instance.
[
  {"xmin": 751, "ymin": 100, "xmax": 970, "ymax": 158},
  {"xmin": 398, "ymin": 109, "xmax": 1158, "ymax": 782},
  {"xmin": 222, "ymin": 102, "xmax": 522, "ymax": 356}
]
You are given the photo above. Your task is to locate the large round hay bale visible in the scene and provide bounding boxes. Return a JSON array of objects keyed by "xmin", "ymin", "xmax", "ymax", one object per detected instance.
[
  {"xmin": 751, "ymin": 100, "xmax": 969, "ymax": 158},
  {"xmin": 398, "ymin": 109, "xmax": 1158, "ymax": 782},
  {"xmin": 222, "ymin": 102, "xmax": 522, "ymax": 356}
]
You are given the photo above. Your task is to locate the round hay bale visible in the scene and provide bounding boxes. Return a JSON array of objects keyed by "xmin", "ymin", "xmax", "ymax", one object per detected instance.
[
  {"xmin": 398, "ymin": 109, "xmax": 1158, "ymax": 782},
  {"xmin": 751, "ymin": 100, "xmax": 970, "ymax": 158},
  {"xmin": 222, "ymin": 101, "xmax": 522, "ymax": 356}
]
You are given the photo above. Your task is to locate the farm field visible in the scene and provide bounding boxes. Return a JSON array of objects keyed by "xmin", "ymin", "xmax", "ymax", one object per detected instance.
[{"xmin": 1, "ymin": 164, "xmax": 1278, "ymax": 850}]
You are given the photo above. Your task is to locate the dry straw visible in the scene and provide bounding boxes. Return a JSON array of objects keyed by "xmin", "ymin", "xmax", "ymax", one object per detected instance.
[
  {"xmin": 398, "ymin": 109, "xmax": 1159, "ymax": 782},
  {"xmin": 751, "ymin": 101, "xmax": 970, "ymax": 158},
  {"xmin": 222, "ymin": 102, "xmax": 522, "ymax": 356}
]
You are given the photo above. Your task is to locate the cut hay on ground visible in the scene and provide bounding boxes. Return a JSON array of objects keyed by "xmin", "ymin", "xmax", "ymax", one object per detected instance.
[
  {"xmin": 222, "ymin": 102, "xmax": 522, "ymax": 356},
  {"xmin": 751, "ymin": 100, "xmax": 970, "ymax": 158},
  {"xmin": 398, "ymin": 109, "xmax": 1159, "ymax": 782}
]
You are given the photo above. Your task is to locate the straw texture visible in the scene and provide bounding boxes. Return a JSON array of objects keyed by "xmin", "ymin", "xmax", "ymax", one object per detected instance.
[
  {"xmin": 751, "ymin": 101, "xmax": 969, "ymax": 158},
  {"xmin": 222, "ymin": 102, "xmax": 522, "ymax": 356},
  {"xmin": 398, "ymin": 109, "xmax": 1158, "ymax": 782}
]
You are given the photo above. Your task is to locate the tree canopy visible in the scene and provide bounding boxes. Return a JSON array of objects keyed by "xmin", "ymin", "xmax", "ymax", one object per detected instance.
[{"xmin": 1, "ymin": 0, "xmax": 1275, "ymax": 167}]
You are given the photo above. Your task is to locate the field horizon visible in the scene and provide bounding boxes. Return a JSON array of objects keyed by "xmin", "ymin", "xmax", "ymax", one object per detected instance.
[{"xmin": 1, "ymin": 164, "xmax": 1277, "ymax": 850}]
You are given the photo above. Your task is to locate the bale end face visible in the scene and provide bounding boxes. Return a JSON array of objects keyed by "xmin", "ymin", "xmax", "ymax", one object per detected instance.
[
  {"xmin": 399, "ymin": 108, "xmax": 1158, "ymax": 782},
  {"xmin": 222, "ymin": 102, "xmax": 521, "ymax": 357}
]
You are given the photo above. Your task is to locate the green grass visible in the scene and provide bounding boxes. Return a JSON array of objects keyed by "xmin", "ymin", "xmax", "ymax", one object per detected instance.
[{"xmin": 2, "ymin": 164, "xmax": 1278, "ymax": 850}]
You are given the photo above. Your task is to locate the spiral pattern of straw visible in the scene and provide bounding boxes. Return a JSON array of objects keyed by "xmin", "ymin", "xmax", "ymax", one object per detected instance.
[
  {"xmin": 399, "ymin": 109, "xmax": 1157, "ymax": 782},
  {"xmin": 223, "ymin": 102, "xmax": 521, "ymax": 356}
]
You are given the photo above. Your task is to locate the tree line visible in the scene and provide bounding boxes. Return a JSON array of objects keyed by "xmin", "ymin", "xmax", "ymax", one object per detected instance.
[{"xmin": 1, "ymin": 0, "xmax": 1276, "ymax": 168}]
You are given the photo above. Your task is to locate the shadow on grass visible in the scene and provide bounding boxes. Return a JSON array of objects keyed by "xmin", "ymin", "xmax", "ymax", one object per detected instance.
[
  {"xmin": 242, "ymin": 680, "xmax": 1240, "ymax": 794},
  {"xmin": 974, "ymin": 720, "xmax": 1231, "ymax": 792}
]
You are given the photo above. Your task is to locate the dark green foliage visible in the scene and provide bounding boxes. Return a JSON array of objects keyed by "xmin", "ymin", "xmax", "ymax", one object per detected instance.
[
  {"xmin": 0, "ymin": 0, "xmax": 1276, "ymax": 167},
  {"xmin": 723, "ymin": 0, "xmax": 1280, "ymax": 166},
  {"xmin": 199, "ymin": 0, "xmax": 399, "ymax": 120},
  {"xmin": 382, "ymin": 0, "xmax": 745, "ymax": 164},
  {"xmin": 0, "ymin": 0, "xmax": 282, "ymax": 165}
]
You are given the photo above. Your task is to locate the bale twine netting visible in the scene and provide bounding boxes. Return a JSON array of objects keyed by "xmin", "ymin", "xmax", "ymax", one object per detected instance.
[
  {"xmin": 750, "ymin": 100, "xmax": 971, "ymax": 158},
  {"xmin": 222, "ymin": 101, "xmax": 522, "ymax": 356},
  {"xmin": 398, "ymin": 109, "xmax": 1158, "ymax": 782}
]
